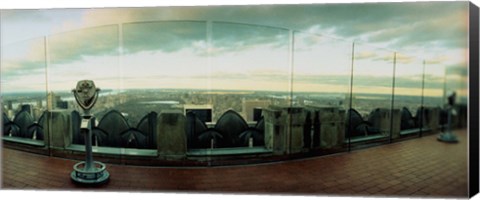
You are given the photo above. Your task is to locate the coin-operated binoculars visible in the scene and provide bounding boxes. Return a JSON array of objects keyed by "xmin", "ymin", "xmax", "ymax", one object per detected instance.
[
  {"xmin": 70, "ymin": 80, "xmax": 110, "ymax": 184},
  {"xmin": 437, "ymin": 92, "xmax": 458, "ymax": 143}
]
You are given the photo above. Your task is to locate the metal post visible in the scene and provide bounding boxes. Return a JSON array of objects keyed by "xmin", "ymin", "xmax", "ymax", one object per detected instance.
[
  {"xmin": 288, "ymin": 30, "xmax": 294, "ymax": 154},
  {"xmin": 447, "ymin": 107, "xmax": 452, "ymax": 133},
  {"xmin": 84, "ymin": 116, "xmax": 94, "ymax": 171},
  {"xmin": 420, "ymin": 60, "xmax": 426, "ymax": 137},
  {"xmin": 347, "ymin": 42, "xmax": 355, "ymax": 152},
  {"xmin": 389, "ymin": 52, "xmax": 397, "ymax": 143},
  {"xmin": 44, "ymin": 36, "xmax": 52, "ymax": 156}
]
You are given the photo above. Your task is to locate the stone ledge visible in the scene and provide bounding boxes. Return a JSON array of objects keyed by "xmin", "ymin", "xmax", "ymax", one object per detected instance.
[
  {"xmin": 66, "ymin": 144, "xmax": 158, "ymax": 157},
  {"xmin": 2, "ymin": 136, "xmax": 45, "ymax": 147},
  {"xmin": 346, "ymin": 134, "xmax": 388, "ymax": 144},
  {"xmin": 187, "ymin": 146, "xmax": 272, "ymax": 157}
]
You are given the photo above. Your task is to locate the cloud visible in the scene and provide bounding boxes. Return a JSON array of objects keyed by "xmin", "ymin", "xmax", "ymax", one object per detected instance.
[
  {"xmin": 1, "ymin": 2, "xmax": 469, "ymax": 94},
  {"xmin": 445, "ymin": 66, "xmax": 467, "ymax": 77},
  {"xmin": 424, "ymin": 55, "xmax": 450, "ymax": 65},
  {"xmin": 46, "ymin": 19, "xmax": 289, "ymax": 65},
  {"xmin": 210, "ymin": 22, "xmax": 289, "ymax": 55},
  {"xmin": 4, "ymin": 2, "xmax": 469, "ymax": 66},
  {"xmin": 1, "ymin": 10, "xmax": 50, "ymax": 23},
  {"xmin": 364, "ymin": 8, "xmax": 467, "ymax": 49},
  {"xmin": 331, "ymin": 3, "xmax": 467, "ymax": 49},
  {"xmin": 122, "ymin": 20, "xmax": 290, "ymax": 57},
  {"xmin": 1, "ymin": 38, "xmax": 46, "ymax": 79},
  {"xmin": 396, "ymin": 54, "xmax": 414, "ymax": 64},
  {"xmin": 294, "ymin": 73, "xmax": 445, "ymax": 91},
  {"xmin": 76, "ymin": 2, "xmax": 467, "ymax": 52},
  {"xmin": 122, "ymin": 21, "xmax": 207, "ymax": 54},
  {"xmin": 355, "ymin": 51, "xmax": 377, "ymax": 60},
  {"xmin": 48, "ymin": 25, "xmax": 119, "ymax": 64},
  {"xmin": 1, "ymin": 60, "xmax": 45, "ymax": 78},
  {"xmin": 78, "ymin": 6, "xmax": 288, "ymax": 55}
]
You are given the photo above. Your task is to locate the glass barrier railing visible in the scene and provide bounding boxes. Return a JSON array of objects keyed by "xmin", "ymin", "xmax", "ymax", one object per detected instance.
[
  {"xmin": 1, "ymin": 37, "xmax": 47, "ymax": 145},
  {"xmin": 393, "ymin": 53, "xmax": 424, "ymax": 136},
  {"xmin": 423, "ymin": 62, "xmax": 447, "ymax": 129},
  {"xmin": 122, "ymin": 21, "xmax": 209, "ymax": 151},
  {"xmin": 47, "ymin": 25, "xmax": 125, "ymax": 153},
  {"xmin": 445, "ymin": 66, "xmax": 468, "ymax": 104},
  {"xmin": 348, "ymin": 42, "xmax": 394, "ymax": 146},
  {"xmin": 198, "ymin": 22, "xmax": 291, "ymax": 149},
  {"xmin": 210, "ymin": 22, "xmax": 291, "ymax": 118},
  {"xmin": 423, "ymin": 62, "xmax": 446, "ymax": 108},
  {"xmin": 292, "ymin": 31, "xmax": 351, "ymax": 150},
  {"xmin": 1, "ymin": 20, "xmax": 462, "ymax": 156}
]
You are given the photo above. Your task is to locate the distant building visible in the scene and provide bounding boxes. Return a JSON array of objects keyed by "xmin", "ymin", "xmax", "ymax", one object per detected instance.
[
  {"xmin": 345, "ymin": 93, "xmax": 360, "ymax": 109},
  {"xmin": 242, "ymin": 99, "xmax": 270, "ymax": 122},
  {"xmin": 253, "ymin": 107, "xmax": 263, "ymax": 121},
  {"xmin": 47, "ymin": 92, "xmax": 57, "ymax": 110},
  {"xmin": 56, "ymin": 101, "xmax": 68, "ymax": 109},
  {"xmin": 7, "ymin": 100, "xmax": 13, "ymax": 110},
  {"xmin": 184, "ymin": 104, "xmax": 213, "ymax": 123},
  {"xmin": 33, "ymin": 108, "xmax": 44, "ymax": 120},
  {"xmin": 36, "ymin": 99, "xmax": 43, "ymax": 109},
  {"xmin": 21, "ymin": 104, "xmax": 33, "ymax": 114},
  {"xmin": 7, "ymin": 110, "xmax": 14, "ymax": 119},
  {"xmin": 47, "ymin": 92, "xmax": 68, "ymax": 110}
]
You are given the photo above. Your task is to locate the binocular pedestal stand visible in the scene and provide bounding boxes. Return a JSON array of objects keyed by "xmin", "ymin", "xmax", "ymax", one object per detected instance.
[{"xmin": 70, "ymin": 114, "xmax": 110, "ymax": 184}]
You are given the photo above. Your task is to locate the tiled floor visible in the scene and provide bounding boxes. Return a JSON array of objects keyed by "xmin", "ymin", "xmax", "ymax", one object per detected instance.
[{"xmin": 1, "ymin": 130, "xmax": 469, "ymax": 198}]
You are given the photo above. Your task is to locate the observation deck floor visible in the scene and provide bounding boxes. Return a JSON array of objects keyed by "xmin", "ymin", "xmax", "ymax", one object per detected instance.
[{"xmin": 1, "ymin": 130, "xmax": 468, "ymax": 198}]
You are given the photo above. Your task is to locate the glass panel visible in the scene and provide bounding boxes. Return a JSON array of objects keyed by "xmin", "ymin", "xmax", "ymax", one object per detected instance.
[
  {"xmin": 423, "ymin": 62, "xmax": 446, "ymax": 129},
  {"xmin": 292, "ymin": 31, "xmax": 351, "ymax": 151},
  {"xmin": 1, "ymin": 37, "xmax": 47, "ymax": 144},
  {"xmin": 200, "ymin": 22, "xmax": 291, "ymax": 150},
  {"xmin": 444, "ymin": 66, "xmax": 468, "ymax": 129},
  {"xmin": 47, "ymin": 25, "xmax": 125, "ymax": 152},
  {"xmin": 123, "ymin": 21, "xmax": 208, "ymax": 151},
  {"xmin": 423, "ymin": 62, "xmax": 445, "ymax": 108},
  {"xmin": 211, "ymin": 22, "xmax": 290, "ymax": 122},
  {"xmin": 445, "ymin": 66, "xmax": 468, "ymax": 104},
  {"xmin": 292, "ymin": 32, "xmax": 352, "ymax": 107},
  {"xmin": 393, "ymin": 54, "xmax": 424, "ymax": 136},
  {"xmin": 48, "ymin": 25, "xmax": 121, "ymax": 93},
  {"xmin": 349, "ymin": 43, "xmax": 394, "ymax": 147},
  {"xmin": 122, "ymin": 21, "xmax": 208, "ymax": 122}
]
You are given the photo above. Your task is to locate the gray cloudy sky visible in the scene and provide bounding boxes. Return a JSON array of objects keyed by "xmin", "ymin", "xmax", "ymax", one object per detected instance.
[
  {"xmin": 1, "ymin": 2, "xmax": 469, "ymax": 51},
  {"xmin": 0, "ymin": 1, "xmax": 470, "ymax": 96}
]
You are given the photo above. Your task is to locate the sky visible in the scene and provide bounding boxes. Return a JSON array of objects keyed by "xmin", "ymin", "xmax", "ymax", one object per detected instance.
[{"xmin": 0, "ymin": 0, "xmax": 471, "ymax": 100}]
